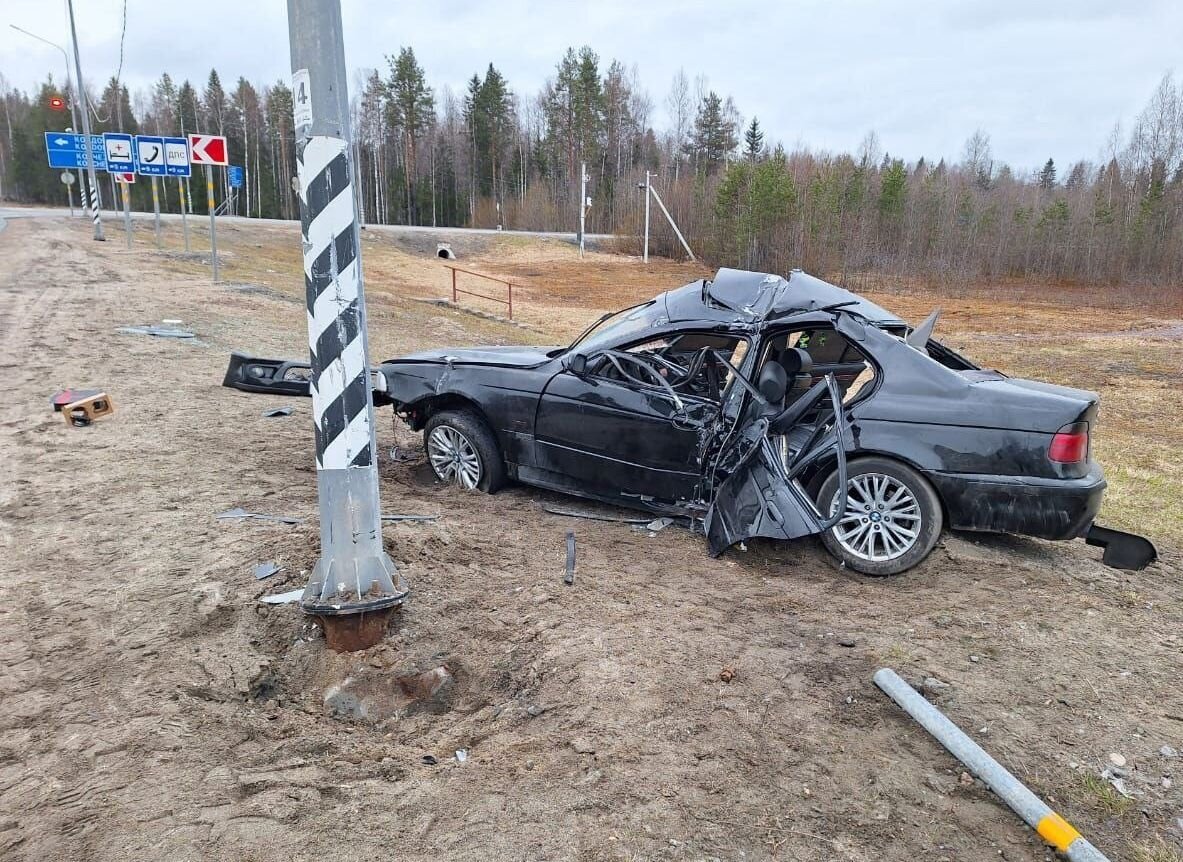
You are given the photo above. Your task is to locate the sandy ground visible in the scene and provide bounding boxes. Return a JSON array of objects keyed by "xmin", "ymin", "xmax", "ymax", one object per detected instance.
[{"xmin": 1, "ymin": 216, "xmax": 1181, "ymax": 862}]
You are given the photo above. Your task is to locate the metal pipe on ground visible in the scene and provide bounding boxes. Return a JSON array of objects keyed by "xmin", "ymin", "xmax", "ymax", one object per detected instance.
[{"xmin": 873, "ymin": 668, "xmax": 1110, "ymax": 862}]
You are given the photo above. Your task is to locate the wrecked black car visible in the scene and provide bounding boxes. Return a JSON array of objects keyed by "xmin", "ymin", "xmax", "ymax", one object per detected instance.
[{"xmin": 226, "ymin": 268, "xmax": 1156, "ymax": 575}]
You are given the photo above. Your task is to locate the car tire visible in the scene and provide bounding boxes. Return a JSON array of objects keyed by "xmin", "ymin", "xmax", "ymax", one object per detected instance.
[
  {"xmin": 817, "ymin": 456, "xmax": 942, "ymax": 576},
  {"xmin": 423, "ymin": 409, "xmax": 506, "ymax": 494}
]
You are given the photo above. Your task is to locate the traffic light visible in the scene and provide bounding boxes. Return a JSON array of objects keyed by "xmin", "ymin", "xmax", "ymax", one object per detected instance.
[{"xmin": 48, "ymin": 95, "xmax": 66, "ymax": 112}]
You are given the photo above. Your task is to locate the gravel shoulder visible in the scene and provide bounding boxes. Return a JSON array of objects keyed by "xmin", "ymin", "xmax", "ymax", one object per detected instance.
[{"xmin": 1, "ymin": 216, "xmax": 1180, "ymax": 862}]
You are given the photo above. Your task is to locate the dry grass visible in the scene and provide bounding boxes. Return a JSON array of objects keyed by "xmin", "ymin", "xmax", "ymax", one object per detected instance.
[
  {"xmin": 1132, "ymin": 837, "xmax": 1183, "ymax": 862},
  {"xmin": 140, "ymin": 217, "xmax": 1183, "ymax": 548}
]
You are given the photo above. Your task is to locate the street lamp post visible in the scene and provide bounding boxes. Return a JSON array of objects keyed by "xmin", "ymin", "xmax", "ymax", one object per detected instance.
[{"xmin": 65, "ymin": 0, "xmax": 105, "ymax": 241}]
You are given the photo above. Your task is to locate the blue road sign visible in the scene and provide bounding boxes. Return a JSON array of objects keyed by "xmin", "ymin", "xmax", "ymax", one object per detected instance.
[
  {"xmin": 228, "ymin": 165, "xmax": 244, "ymax": 188},
  {"xmin": 135, "ymin": 135, "xmax": 167, "ymax": 176},
  {"xmin": 103, "ymin": 132, "xmax": 135, "ymax": 173},
  {"xmin": 44, "ymin": 132, "xmax": 106, "ymax": 170},
  {"xmin": 163, "ymin": 137, "xmax": 191, "ymax": 177}
]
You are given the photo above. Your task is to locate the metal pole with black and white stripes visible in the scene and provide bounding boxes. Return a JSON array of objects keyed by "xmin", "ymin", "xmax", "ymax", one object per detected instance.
[
  {"xmin": 287, "ymin": 0, "xmax": 408, "ymax": 652},
  {"xmin": 66, "ymin": 0, "xmax": 104, "ymax": 242}
]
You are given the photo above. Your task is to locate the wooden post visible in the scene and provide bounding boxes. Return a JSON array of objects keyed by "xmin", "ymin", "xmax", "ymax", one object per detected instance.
[
  {"xmin": 451, "ymin": 266, "xmax": 457, "ymax": 303},
  {"xmin": 508, "ymin": 284, "xmax": 513, "ymax": 320}
]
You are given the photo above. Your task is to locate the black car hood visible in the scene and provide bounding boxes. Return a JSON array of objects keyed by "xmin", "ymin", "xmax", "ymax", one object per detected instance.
[{"xmin": 387, "ymin": 345, "xmax": 558, "ymax": 369}]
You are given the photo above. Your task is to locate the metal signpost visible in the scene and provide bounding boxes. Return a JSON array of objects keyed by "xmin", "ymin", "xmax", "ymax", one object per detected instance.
[
  {"xmin": 136, "ymin": 136, "xmax": 167, "ymax": 247},
  {"xmin": 288, "ymin": 0, "xmax": 408, "ymax": 651},
  {"xmin": 189, "ymin": 134, "xmax": 228, "ymax": 281},
  {"xmin": 61, "ymin": 171, "xmax": 76, "ymax": 216},
  {"xmin": 164, "ymin": 137, "xmax": 191, "ymax": 252},
  {"xmin": 104, "ymin": 133, "xmax": 135, "ymax": 248}
]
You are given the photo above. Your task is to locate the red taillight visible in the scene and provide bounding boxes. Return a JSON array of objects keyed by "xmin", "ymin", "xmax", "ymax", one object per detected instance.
[{"xmin": 1049, "ymin": 422, "xmax": 1089, "ymax": 463}]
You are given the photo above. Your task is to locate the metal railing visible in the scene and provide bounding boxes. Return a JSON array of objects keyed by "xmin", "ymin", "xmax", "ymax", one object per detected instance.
[{"xmin": 443, "ymin": 263, "xmax": 516, "ymax": 319}]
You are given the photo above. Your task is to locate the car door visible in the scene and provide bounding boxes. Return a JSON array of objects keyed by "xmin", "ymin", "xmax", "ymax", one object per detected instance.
[
  {"xmin": 704, "ymin": 369, "xmax": 852, "ymax": 556},
  {"xmin": 533, "ymin": 351, "xmax": 718, "ymax": 502}
]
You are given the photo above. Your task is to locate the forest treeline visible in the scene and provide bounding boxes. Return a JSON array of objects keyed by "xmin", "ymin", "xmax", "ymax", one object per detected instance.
[{"xmin": 2, "ymin": 48, "xmax": 1182, "ymax": 285}]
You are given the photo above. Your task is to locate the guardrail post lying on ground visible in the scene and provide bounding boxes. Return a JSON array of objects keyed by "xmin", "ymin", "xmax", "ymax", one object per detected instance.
[
  {"xmin": 873, "ymin": 668, "xmax": 1110, "ymax": 862},
  {"xmin": 288, "ymin": 0, "xmax": 408, "ymax": 651}
]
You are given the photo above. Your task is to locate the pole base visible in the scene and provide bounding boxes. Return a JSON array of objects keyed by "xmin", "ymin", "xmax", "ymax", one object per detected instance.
[{"xmin": 316, "ymin": 606, "xmax": 399, "ymax": 652}]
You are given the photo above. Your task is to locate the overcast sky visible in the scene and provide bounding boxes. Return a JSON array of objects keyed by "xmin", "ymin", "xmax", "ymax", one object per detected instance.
[{"xmin": 3, "ymin": 0, "xmax": 1179, "ymax": 171}]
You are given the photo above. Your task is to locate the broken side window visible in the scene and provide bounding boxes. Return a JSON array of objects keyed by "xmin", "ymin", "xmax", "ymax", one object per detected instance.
[
  {"xmin": 764, "ymin": 327, "xmax": 878, "ymax": 406},
  {"xmin": 589, "ymin": 332, "xmax": 748, "ymax": 403}
]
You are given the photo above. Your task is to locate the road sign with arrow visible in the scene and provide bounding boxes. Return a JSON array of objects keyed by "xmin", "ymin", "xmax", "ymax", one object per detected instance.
[
  {"xmin": 135, "ymin": 135, "xmax": 167, "ymax": 176},
  {"xmin": 188, "ymin": 134, "xmax": 228, "ymax": 166},
  {"xmin": 43, "ymin": 132, "xmax": 106, "ymax": 170}
]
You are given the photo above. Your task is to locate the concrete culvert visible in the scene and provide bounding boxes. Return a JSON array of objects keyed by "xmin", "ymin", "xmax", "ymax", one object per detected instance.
[{"xmin": 437, "ymin": 243, "xmax": 456, "ymax": 260}]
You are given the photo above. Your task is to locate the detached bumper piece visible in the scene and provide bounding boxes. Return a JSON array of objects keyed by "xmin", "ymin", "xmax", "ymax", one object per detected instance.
[
  {"xmin": 1085, "ymin": 524, "xmax": 1157, "ymax": 571},
  {"xmin": 222, "ymin": 351, "xmax": 312, "ymax": 397},
  {"xmin": 221, "ymin": 352, "xmax": 394, "ymax": 405}
]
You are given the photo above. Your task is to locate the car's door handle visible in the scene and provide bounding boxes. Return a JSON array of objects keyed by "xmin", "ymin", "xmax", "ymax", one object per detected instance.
[{"xmin": 671, "ymin": 414, "xmax": 699, "ymax": 431}]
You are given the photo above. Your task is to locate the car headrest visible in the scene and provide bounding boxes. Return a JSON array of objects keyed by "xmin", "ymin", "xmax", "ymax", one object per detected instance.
[
  {"xmin": 779, "ymin": 347, "xmax": 813, "ymax": 376},
  {"xmin": 758, "ymin": 360, "xmax": 788, "ymax": 403}
]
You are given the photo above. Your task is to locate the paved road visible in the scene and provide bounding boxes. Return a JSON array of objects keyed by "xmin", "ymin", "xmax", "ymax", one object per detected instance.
[{"xmin": 0, "ymin": 205, "xmax": 613, "ymax": 243}]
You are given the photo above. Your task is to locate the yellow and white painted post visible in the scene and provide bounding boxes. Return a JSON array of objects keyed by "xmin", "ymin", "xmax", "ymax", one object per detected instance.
[
  {"xmin": 206, "ymin": 164, "xmax": 218, "ymax": 282},
  {"xmin": 874, "ymin": 669, "xmax": 1110, "ymax": 862}
]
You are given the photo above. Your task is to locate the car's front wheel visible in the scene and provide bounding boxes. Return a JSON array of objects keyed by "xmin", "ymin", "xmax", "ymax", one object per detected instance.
[
  {"xmin": 817, "ymin": 456, "xmax": 942, "ymax": 576},
  {"xmin": 423, "ymin": 409, "xmax": 506, "ymax": 493}
]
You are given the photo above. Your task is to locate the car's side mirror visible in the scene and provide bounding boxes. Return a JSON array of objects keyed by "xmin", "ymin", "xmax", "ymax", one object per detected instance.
[{"xmin": 566, "ymin": 352, "xmax": 588, "ymax": 375}]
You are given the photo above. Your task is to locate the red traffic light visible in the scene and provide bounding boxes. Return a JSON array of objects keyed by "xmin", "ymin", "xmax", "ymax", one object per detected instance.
[{"xmin": 48, "ymin": 96, "xmax": 66, "ymax": 112}]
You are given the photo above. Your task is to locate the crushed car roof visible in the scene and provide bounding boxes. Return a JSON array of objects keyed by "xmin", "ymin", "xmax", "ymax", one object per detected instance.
[{"xmin": 663, "ymin": 268, "xmax": 903, "ymax": 326}]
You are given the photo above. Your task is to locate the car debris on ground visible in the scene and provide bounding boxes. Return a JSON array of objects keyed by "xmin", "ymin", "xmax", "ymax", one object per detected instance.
[
  {"xmin": 564, "ymin": 531, "xmax": 576, "ymax": 585},
  {"xmin": 118, "ymin": 324, "xmax": 197, "ymax": 339},
  {"xmin": 52, "ymin": 389, "xmax": 115, "ymax": 427},
  {"xmin": 253, "ymin": 561, "xmax": 282, "ymax": 580},
  {"xmin": 380, "ymin": 513, "xmax": 439, "ymax": 523},
  {"xmin": 262, "ymin": 406, "xmax": 293, "ymax": 417},
  {"xmin": 258, "ymin": 588, "xmax": 303, "ymax": 605},
  {"xmin": 217, "ymin": 507, "xmax": 302, "ymax": 525},
  {"xmin": 541, "ymin": 503, "xmax": 651, "ymax": 525}
]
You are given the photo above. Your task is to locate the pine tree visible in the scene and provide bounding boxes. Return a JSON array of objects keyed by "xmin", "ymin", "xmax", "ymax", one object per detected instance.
[
  {"xmin": 1039, "ymin": 158, "xmax": 1057, "ymax": 190},
  {"xmin": 386, "ymin": 47, "xmax": 435, "ymax": 224},
  {"xmin": 177, "ymin": 80, "xmax": 200, "ymax": 136},
  {"xmin": 687, "ymin": 91, "xmax": 737, "ymax": 174},
  {"xmin": 203, "ymin": 70, "xmax": 227, "ymax": 136},
  {"xmin": 743, "ymin": 117, "xmax": 763, "ymax": 160}
]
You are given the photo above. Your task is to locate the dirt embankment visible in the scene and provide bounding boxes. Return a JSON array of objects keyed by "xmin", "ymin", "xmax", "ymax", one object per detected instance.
[{"xmin": 1, "ymin": 216, "xmax": 1181, "ymax": 862}]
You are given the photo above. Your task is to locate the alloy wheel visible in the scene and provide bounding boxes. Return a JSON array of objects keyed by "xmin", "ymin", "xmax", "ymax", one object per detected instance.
[
  {"xmin": 427, "ymin": 425, "xmax": 482, "ymax": 490},
  {"xmin": 830, "ymin": 472, "xmax": 922, "ymax": 562}
]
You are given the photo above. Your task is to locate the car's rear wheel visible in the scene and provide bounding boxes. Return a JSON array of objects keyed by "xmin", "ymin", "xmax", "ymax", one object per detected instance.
[
  {"xmin": 817, "ymin": 456, "xmax": 942, "ymax": 575},
  {"xmin": 424, "ymin": 409, "xmax": 505, "ymax": 493}
]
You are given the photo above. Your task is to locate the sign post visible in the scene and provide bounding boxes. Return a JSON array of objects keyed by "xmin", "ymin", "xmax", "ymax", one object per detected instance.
[
  {"xmin": 61, "ymin": 170, "xmax": 76, "ymax": 216},
  {"xmin": 104, "ymin": 133, "xmax": 135, "ymax": 248},
  {"xmin": 189, "ymin": 133, "xmax": 228, "ymax": 282},
  {"xmin": 164, "ymin": 137, "xmax": 191, "ymax": 252},
  {"xmin": 150, "ymin": 178, "xmax": 161, "ymax": 246},
  {"xmin": 136, "ymin": 135, "xmax": 168, "ymax": 247},
  {"xmin": 288, "ymin": 0, "xmax": 408, "ymax": 651}
]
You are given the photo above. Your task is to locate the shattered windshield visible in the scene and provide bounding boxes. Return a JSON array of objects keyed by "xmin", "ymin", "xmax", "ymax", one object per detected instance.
[{"xmin": 568, "ymin": 301, "xmax": 659, "ymax": 354}]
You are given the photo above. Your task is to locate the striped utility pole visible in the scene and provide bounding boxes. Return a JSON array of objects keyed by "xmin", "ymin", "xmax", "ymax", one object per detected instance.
[
  {"xmin": 288, "ymin": 0, "xmax": 408, "ymax": 652},
  {"xmin": 66, "ymin": 0, "xmax": 104, "ymax": 241}
]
